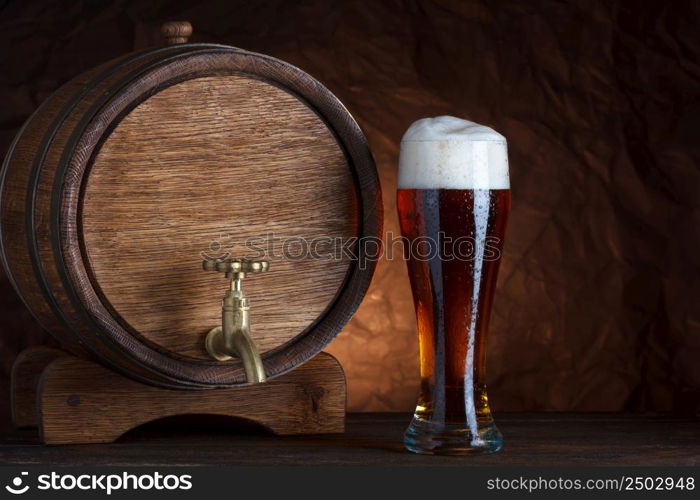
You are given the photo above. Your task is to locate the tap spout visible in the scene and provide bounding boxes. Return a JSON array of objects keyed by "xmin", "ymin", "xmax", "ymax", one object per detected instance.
[{"xmin": 205, "ymin": 272, "xmax": 266, "ymax": 384}]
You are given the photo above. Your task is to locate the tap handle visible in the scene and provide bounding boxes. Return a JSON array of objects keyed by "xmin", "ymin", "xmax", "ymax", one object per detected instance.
[{"xmin": 202, "ymin": 258, "xmax": 270, "ymax": 276}]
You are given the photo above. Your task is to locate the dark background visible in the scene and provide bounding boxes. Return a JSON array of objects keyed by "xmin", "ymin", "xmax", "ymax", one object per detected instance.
[{"xmin": 1, "ymin": 0, "xmax": 699, "ymax": 421}]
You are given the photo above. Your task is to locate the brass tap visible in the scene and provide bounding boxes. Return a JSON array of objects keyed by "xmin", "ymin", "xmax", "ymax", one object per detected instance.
[{"xmin": 203, "ymin": 258, "xmax": 269, "ymax": 384}]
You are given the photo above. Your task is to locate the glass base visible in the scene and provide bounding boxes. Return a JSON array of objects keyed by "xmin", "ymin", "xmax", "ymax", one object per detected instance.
[{"xmin": 404, "ymin": 415, "xmax": 503, "ymax": 455}]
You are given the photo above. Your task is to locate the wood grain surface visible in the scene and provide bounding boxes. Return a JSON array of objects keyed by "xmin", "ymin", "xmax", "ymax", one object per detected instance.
[
  {"xmin": 10, "ymin": 347, "xmax": 66, "ymax": 428},
  {"xmin": 2, "ymin": 413, "xmax": 698, "ymax": 466},
  {"xmin": 38, "ymin": 351, "xmax": 345, "ymax": 445},
  {"xmin": 0, "ymin": 57, "xmax": 130, "ymax": 358},
  {"xmin": 82, "ymin": 75, "xmax": 355, "ymax": 358}
]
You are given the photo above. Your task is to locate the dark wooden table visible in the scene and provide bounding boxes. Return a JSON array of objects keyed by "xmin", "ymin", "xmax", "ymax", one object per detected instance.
[{"xmin": 0, "ymin": 413, "xmax": 698, "ymax": 466}]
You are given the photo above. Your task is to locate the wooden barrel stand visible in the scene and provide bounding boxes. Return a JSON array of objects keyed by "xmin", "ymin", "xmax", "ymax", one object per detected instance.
[{"xmin": 12, "ymin": 347, "xmax": 346, "ymax": 445}]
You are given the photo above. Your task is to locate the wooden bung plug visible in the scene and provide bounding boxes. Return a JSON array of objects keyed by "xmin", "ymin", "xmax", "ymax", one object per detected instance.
[{"xmin": 161, "ymin": 21, "xmax": 192, "ymax": 45}]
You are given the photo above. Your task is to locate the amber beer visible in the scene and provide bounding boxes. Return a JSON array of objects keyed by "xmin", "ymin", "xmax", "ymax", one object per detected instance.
[{"xmin": 398, "ymin": 116, "xmax": 510, "ymax": 455}]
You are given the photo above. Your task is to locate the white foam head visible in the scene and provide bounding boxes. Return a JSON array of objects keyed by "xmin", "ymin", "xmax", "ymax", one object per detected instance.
[{"xmin": 398, "ymin": 116, "xmax": 510, "ymax": 189}]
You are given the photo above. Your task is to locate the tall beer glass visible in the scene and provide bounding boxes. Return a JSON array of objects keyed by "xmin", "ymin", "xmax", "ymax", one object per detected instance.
[{"xmin": 398, "ymin": 116, "xmax": 510, "ymax": 455}]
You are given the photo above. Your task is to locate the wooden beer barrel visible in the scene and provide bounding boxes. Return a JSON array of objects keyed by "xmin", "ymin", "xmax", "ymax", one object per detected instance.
[{"xmin": 0, "ymin": 23, "xmax": 381, "ymax": 388}]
